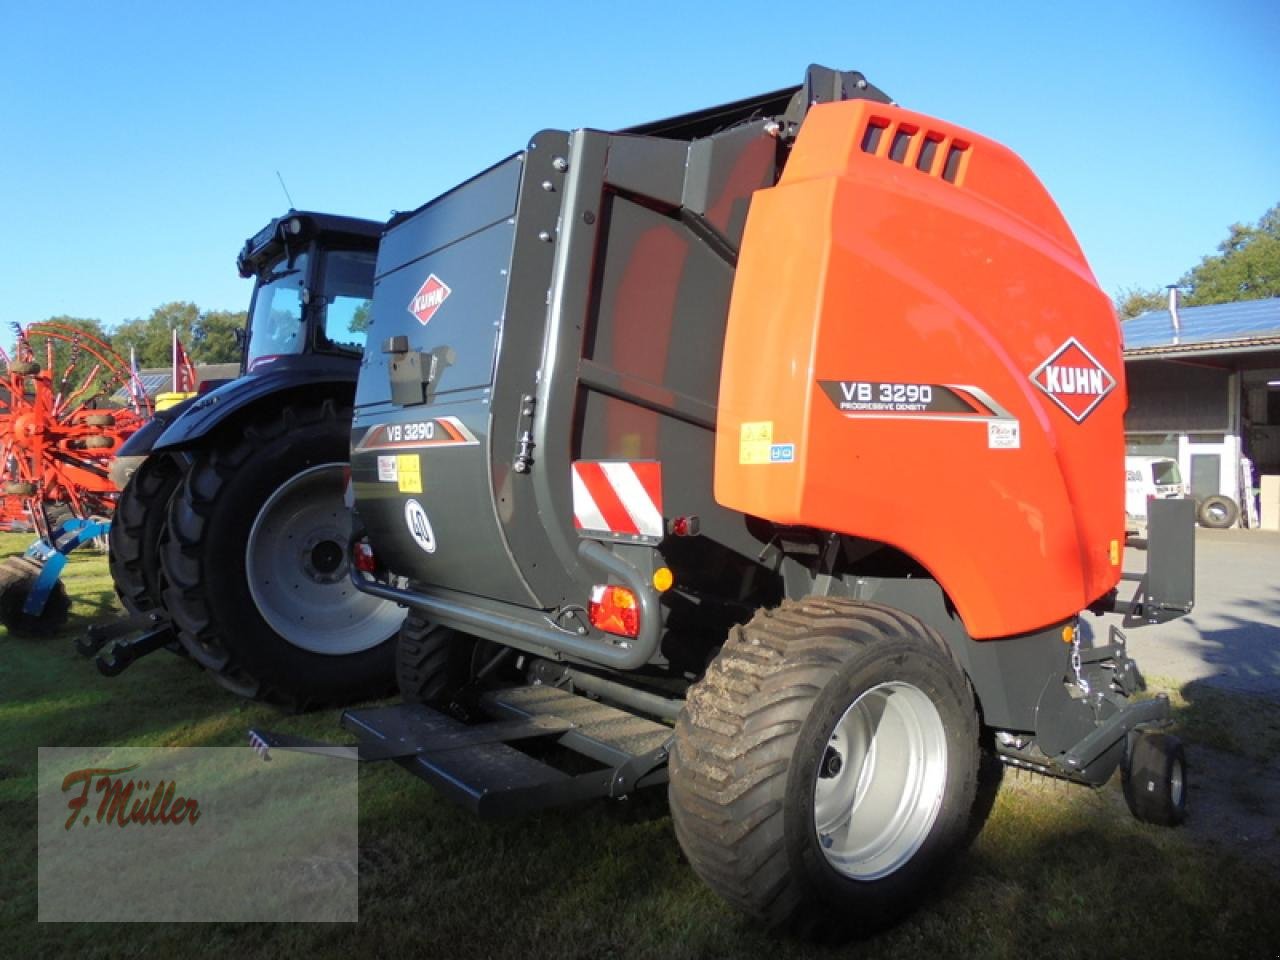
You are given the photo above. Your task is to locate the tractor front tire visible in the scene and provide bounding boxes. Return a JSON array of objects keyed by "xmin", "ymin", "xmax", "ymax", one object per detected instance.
[
  {"xmin": 160, "ymin": 399, "xmax": 402, "ymax": 707},
  {"xmin": 669, "ymin": 597, "xmax": 979, "ymax": 942},
  {"xmin": 109, "ymin": 453, "xmax": 185, "ymax": 614}
]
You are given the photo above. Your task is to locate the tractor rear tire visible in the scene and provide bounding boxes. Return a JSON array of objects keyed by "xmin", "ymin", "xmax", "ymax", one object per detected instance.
[
  {"xmin": 396, "ymin": 613, "xmax": 479, "ymax": 705},
  {"xmin": 109, "ymin": 453, "xmax": 184, "ymax": 614},
  {"xmin": 668, "ymin": 597, "xmax": 979, "ymax": 942},
  {"xmin": 1122, "ymin": 731, "xmax": 1187, "ymax": 826},
  {"xmin": 1197, "ymin": 495, "xmax": 1238, "ymax": 529},
  {"xmin": 160, "ymin": 399, "xmax": 402, "ymax": 707},
  {"xmin": 0, "ymin": 556, "xmax": 70, "ymax": 637}
]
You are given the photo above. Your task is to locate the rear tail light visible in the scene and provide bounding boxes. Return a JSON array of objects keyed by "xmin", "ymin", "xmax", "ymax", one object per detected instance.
[
  {"xmin": 352, "ymin": 539, "xmax": 377, "ymax": 574},
  {"xmin": 589, "ymin": 584, "xmax": 640, "ymax": 638}
]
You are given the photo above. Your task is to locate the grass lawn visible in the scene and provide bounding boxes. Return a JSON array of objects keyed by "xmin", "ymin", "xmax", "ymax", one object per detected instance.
[{"xmin": 2, "ymin": 531, "xmax": 1278, "ymax": 959}]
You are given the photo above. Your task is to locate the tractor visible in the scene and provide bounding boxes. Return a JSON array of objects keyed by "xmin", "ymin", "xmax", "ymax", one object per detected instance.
[
  {"xmin": 251, "ymin": 66, "xmax": 1196, "ymax": 939},
  {"xmin": 101, "ymin": 211, "xmax": 404, "ymax": 702}
]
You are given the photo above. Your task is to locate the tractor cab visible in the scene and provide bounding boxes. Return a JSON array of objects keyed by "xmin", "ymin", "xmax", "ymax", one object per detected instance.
[{"xmin": 237, "ymin": 211, "xmax": 382, "ymax": 375}]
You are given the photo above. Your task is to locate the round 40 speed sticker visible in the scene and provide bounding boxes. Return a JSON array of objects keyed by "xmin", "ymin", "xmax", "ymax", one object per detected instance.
[{"xmin": 404, "ymin": 499, "xmax": 436, "ymax": 553}]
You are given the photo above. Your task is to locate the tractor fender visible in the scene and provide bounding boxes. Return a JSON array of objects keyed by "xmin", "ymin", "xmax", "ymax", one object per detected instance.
[
  {"xmin": 109, "ymin": 396, "xmax": 201, "ymax": 489},
  {"xmin": 151, "ymin": 370, "xmax": 355, "ymax": 453}
]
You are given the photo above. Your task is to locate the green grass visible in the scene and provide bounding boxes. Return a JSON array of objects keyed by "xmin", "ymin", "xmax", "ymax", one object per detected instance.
[{"xmin": 2, "ymin": 531, "xmax": 1278, "ymax": 959}]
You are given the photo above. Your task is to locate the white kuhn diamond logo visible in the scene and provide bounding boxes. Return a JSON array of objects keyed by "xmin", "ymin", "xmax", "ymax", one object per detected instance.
[
  {"xmin": 407, "ymin": 274, "xmax": 451, "ymax": 326},
  {"xmin": 1030, "ymin": 336, "xmax": 1117, "ymax": 423}
]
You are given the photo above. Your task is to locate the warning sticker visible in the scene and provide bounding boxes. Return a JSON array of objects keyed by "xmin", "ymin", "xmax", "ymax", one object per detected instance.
[
  {"xmin": 987, "ymin": 420, "xmax": 1020, "ymax": 449},
  {"xmin": 396, "ymin": 454, "xmax": 422, "ymax": 493},
  {"xmin": 377, "ymin": 456, "xmax": 398, "ymax": 482},
  {"xmin": 739, "ymin": 421, "xmax": 774, "ymax": 465}
]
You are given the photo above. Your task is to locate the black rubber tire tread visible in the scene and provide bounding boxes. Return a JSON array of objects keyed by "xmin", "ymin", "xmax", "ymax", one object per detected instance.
[
  {"xmin": 1122, "ymin": 731, "xmax": 1187, "ymax": 826},
  {"xmin": 396, "ymin": 612, "xmax": 478, "ymax": 705},
  {"xmin": 668, "ymin": 596, "xmax": 979, "ymax": 942},
  {"xmin": 160, "ymin": 399, "xmax": 396, "ymax": 708},
  {"xmin": 45, "ymin": 504, "xmax": 75, "ymax": 529},
  {"xmin": 84, "ymin": 414, "xmax": 116, "ymax": 427},
  {"xmin": 108, "ymin": 453, "xmax": 184, "ymax": 614},
  {"xmin": 5, "ymin": 482, "xmax": 37, "ymax": 496},
  {"xmin": 1196, "ymin": 495, "xmax": 1239, "ymax": 529},
  {"xmin": 0, "ymin": 555, "xmax": 70, "ymax": 637}
]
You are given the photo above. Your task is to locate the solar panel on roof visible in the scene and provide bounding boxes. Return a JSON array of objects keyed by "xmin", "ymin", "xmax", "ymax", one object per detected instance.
[{"xmin": 1122, "ymin": 298, "xmax": 1280, "ymax": 350}]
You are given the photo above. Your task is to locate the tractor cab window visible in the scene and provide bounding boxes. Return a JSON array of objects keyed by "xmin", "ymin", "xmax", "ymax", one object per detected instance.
[
  {"xmin": 316, "ymin": 249, "xmax": 377, "ymax": 354},
  {"xmin": 247, "ymin": 251, "xmax": 309, "ymax": 368}
]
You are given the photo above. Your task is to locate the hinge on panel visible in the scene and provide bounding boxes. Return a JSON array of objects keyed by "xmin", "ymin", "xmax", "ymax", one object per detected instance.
[{"xmin": 513, "ymin": 394, "xmax": 536, "ymax": 474}]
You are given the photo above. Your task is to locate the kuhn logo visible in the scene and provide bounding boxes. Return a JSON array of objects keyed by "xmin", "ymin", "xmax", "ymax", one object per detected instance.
[
  {"xmin": 1030, "ymin": 337, "xmax": 1117, "ymax": 423},
  {"xmin": 407, "ymin": 274, "xmax": 451, "ymax": 326}
]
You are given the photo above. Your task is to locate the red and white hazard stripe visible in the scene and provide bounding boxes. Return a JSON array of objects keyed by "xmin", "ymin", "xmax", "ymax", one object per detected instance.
[{"xmin": 571, "ymin": 461, "xmax": 664, "ymax": 540}]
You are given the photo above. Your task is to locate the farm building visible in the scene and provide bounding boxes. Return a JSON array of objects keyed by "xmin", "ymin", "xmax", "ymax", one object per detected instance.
[{"xmin": 1123, "ymin": 295, "xmax": 1280, "ymax": 527}]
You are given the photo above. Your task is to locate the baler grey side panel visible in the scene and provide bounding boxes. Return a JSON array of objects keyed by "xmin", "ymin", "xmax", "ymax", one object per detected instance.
[
  {"xmin": 352, "ymin": 156, "xmax": 535, "ymax": 606},
  {"xmin": 377, "ymin": 157, "xmax": 522, "ymax": 278}
]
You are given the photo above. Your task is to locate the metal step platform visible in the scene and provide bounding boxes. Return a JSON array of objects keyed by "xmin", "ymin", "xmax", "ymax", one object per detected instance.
[{"xmin": 248, "ymin": 683, "xmax": 673, "ymax": 819}]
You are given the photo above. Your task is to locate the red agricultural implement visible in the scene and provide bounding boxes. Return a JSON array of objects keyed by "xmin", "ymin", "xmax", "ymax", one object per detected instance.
[
  {"xmin": 0, "ymin": 321, "xmax": 153, "ymax": 635},
  {"xmin": 0, "ymin": 321, "xmax": 152, "ymax": 533}
]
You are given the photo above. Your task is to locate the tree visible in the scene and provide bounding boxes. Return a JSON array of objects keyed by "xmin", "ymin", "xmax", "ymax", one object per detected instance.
[
  {"xmin": 113, "ymin": 301, "xmax": 201, "ymax": 368},
  {"xmin": 1114, "ymin": 285, "xmax": 1168, "ymax": 321},
  {"xmin": 349, "ymin": 299, "xmax": 372, "ymax": 334},
  {"xmin": 1181, "ymin": 202, "xmax": 1280, "ymax": 306},
  {"xmin": 194, "ymin": 310, "xmax": 246, "ymax": 364}
]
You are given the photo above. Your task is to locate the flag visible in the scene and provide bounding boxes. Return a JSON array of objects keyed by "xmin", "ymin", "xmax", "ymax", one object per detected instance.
[
  {"xmin": 172, "ymin": 330, "xmax": 198, "ymax": 393},
  {"xmin": 128, "ymin": 347, "xmax": 146, "ymax": 413}
]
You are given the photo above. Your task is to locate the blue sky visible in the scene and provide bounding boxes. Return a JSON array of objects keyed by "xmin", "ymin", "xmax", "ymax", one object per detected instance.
[{"xmin": 1, "ymin": 1, "xmax": 1277, "ymax": 327}]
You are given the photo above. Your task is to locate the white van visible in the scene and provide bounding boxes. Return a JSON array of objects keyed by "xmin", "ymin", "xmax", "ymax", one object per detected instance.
[{"xmin": 1125, "ymin": 456, "xmax": 1188, "ymax": 524}]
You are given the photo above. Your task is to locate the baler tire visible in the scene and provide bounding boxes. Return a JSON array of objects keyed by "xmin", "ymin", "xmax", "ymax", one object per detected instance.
[
  {"xmin": 109, "ymin": 453, "xmax": 184, "ymax": 614},
  {"xmin": 84, "ymin": 414, "xmax": 116, "ymax": 427},
  {"xmin": 396, "ymin": 613, "xmax": 478, "ymax": 705},
  {"xmin": 668, "ymin": 597, "xmax": 979, "ymax": 942},
  {"xmin": 160, "ymin": 399, "xmax": 399, "ymax": 708},
  {"xmin": 0, "ymin": 556, "xmax": 70, "ymax": 637},
  {"xmin": 1196, "ymin": 495, "xmax": 1238, "ymax": 529},
  {"xmin": 1122, "ymin": 731, "xmax": 1187, "ymax": 826}
]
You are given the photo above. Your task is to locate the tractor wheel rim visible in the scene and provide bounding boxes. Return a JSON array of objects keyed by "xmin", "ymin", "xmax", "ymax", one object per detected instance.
[
  {"xmin": 813, "ymin": 681, "xmax": 948, "ymax": 881},
  {"xmin": 245, "ymin": 462, "xmax": 401, "ymax": 655}
]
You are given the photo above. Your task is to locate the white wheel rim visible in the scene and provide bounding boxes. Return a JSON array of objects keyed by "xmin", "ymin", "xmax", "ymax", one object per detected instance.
[
  {"xmin": 813, "ymin": 681, "xmax": 949, "ymax": 881},
  {"xmin": 245, "ymin": 462, "xmax": 402, "ymax": 655},
  {"xmin": 1170, "ymin": 758, "xmax": 1185, "ymax": 808}
]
